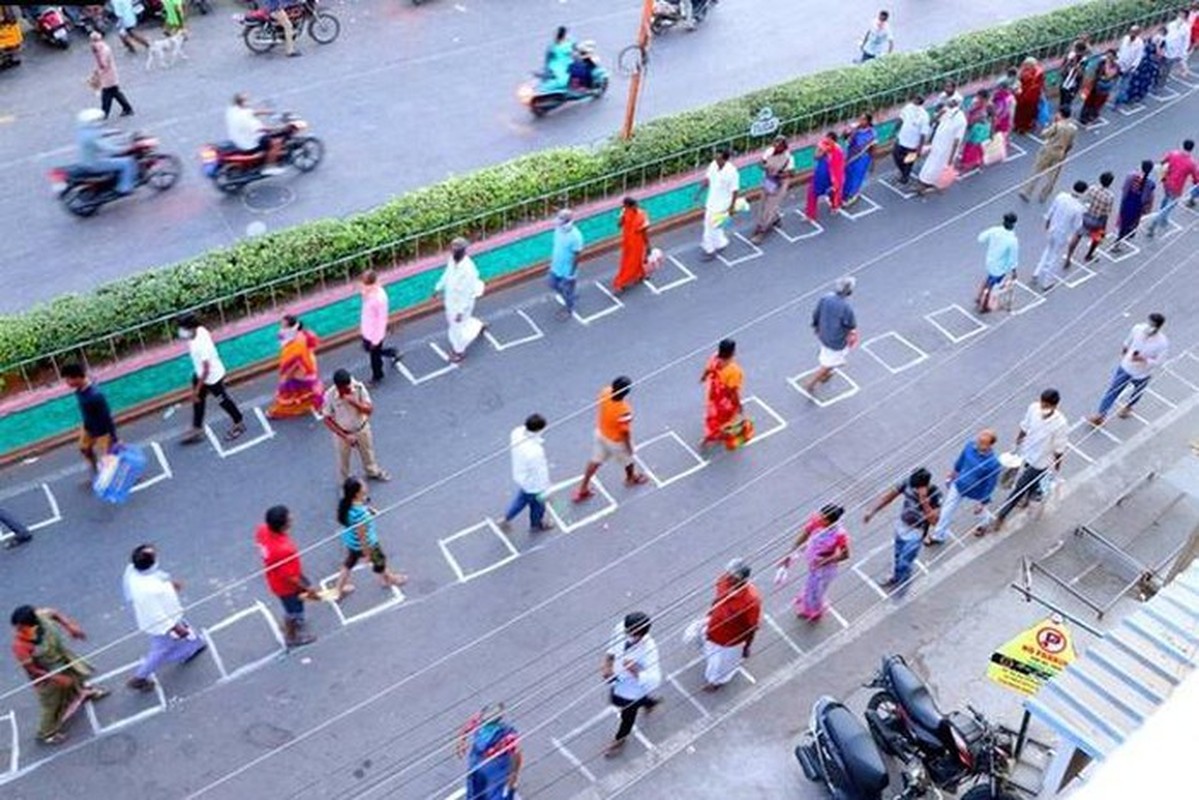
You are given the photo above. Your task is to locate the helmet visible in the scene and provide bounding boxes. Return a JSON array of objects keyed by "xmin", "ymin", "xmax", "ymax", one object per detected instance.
[
  {"xmin": 77, "ymin": 108, "xmax": 105, "ymax": 126},
  {"xmin": 576, "ymin": 40, "xmax": 597, "ymax": 56}
]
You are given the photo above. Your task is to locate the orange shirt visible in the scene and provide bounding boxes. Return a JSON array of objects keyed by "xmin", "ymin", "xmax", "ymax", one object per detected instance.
[
  {"xmin": 706, "ymin": 576, "xmax": 762, "ymax": 647},
  {"xmin": 597, "ymin": 386, "xmax": 633, "ymax": 442}
]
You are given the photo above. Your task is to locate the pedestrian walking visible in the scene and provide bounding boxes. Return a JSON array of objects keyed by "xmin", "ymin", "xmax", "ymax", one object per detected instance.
[
  {"xmin": 915, "ymin": 98, "xmax": 965, "ymax": 195},
  {"xmin": 1163, "ymin": 12, "xmax": 1191, "ymax": 85},
  {"xmin": 1113, "ymin": 160, "xmax": 1158, "ymax": 250},
  {"xmin": 891, "ymin": 94, "xmax": 930, "ymax": 185},
  {"xmin": 990, "ymin": 77, "xmax": 1015, "ymax": 160},
  {"xmin": 1057, "ymin": 41, "xmax": 1090, "ymax": 114},
  {"xmin": 1123, "ymin": 29, "xmax": 1162, "ymax": 106},
  {"xmin": 433, "ymin": 237, "xmax": 486, "ymax": 362},
  {"xmin": 498, "ymin": 414, "xmax": 554, "ymax": 533},
  {"xmin": 1012, "ymin": 57, "xmax": 1045, "ymax": 135},
  {"xmin": 929, "ymin": 79, "xmax": 964, "ymax": 116},
  {"xmin": 858, "ymin": 9, "xmax": 894, "ymax": 61},
  {"xmin": 1113, "ymin": 26, "xmax": 1145, "ymax": 107},
  {"xmin": 700, "ymin": 339, "xmax": 752, "ymax": 450},
  {"xmin": 332, "ymin": 477, "xmax": 407, "ymax": 598},
  {"xmin": 842, "ymin": 114, "xmax": 877, "ymax": 204},
  {"xmin": 88, "ymin": 32, "xmax": 133, "ymax": 119},
  {"xmin": 1068, "ymin": 172, "xmax": 1116, "ymax": 264},
  {"xmin": 549, "ymin": 208, "xmax": 583, "ymax": 319},
  {"xmin": 359, "ymin": 270, "xmax": 401, "ymax": 385},
  {"xmin": 1088, "ymin": 313, "xmax": 1170, "ymax": 426},
  {"xmin": 111, "ymin": 0, "xmax": 150, "ymax": 52},
  {"xmin": 1018, "ymin": 107, "xmax": 1078, "ymax": 204},
  {"xmin": 928, "ymin": 430, "xmax": 1001, "ymax": 543},
  {"xmin": 750, "ymin": 136, "xmax": 792, "ymax": 243},
  {"xmin": 1147, "ymin": 140, "xmax": 1199, "ymax": 238},
  {"xmin": 974, "ymin": 212, "xmax": 1019, "ymax": 313},
  {"xmin": 10, "ymin": 605, "xmax": 109, "ymax": 745},
  {"xmin": 456, "ymin": 704, "xmax": 522, "ymax": 800},
  {"xmin": 322, "ymin": 369, "xmax": 391, "ymax": 484},
  {"xmin": 61, "ymin": 363, "xmax": 118, "ymax": 475},
  {"xmin": 864, "ymin": 468, "xmax": 942, "ymax": 589},
  {"xmin": 1080, "ymin": 50, "xmax": 1120, "ymax": 125},
  {"xmin": 699, "ymin": 148, "xmax": 740, "ymax": 260},
  {"xmin": 701, "ymin": 559, "xmax": 761, "ymax": 691},
  {"xmin": 1033, "ymin": 181, "xmax": 1087, "ymax": 291},
  {"xmin": 162, "ymin": 0, "xmax": 187, "ymax": 35},
  {"xmin": 806, "ymin": 131, "xmax": 845, "ymax": 218},
  {"xmin": 266, "ymin": 315, "xmax": 324, "ymax": 419},
  {"xmin": 803, "ymin": 277, "xmax": 858, "ymax": 394},
  {"xmin": 988, "ymin": 389, "xmax": 1069, "ymax": 535},
  {"xmin": 0, "ymin": 507, "xmax": 32, "ymax": 549},
  {"xmin": 602, "ymin": 611, "xmax": 661, "ymax": 757},
  {"xmin": 573, "ymin": 376, "xmax": 648, "ymax": 501},
  {"xmin": 781, "ymin": 505, "xmax": 850, "ymax": 622},
  {"xmin": 177, "ymin": 314, "xmax": 246, "ymax": 444},
  {"xmin": 256, "ymin": 505, "xmax": 318, "ymax": 648},
  {"xmin": 958, "ymin": 90, "xmax": 993, "ymax": 173},
  {"xmin": 613, "ymin": 196, "xmax": 651, "ymax": 292},
  {"xmin": 122, "ymin": 544, "xmax": 207, "ymax": 691}
]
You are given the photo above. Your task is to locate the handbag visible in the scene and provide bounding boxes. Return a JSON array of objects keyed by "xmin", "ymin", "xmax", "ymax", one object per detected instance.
[
  {"xmin": 934, "ymin": 165, "xmax": 958, "ymax": 190},
  {"xmin": 682, "ymin": 617, "xmax": 707, "ymax": 650},
  {"xmin": 645, "ymin": 247, "xmax": 664, "ymax": 275},
  {"xmin": 86, "ymin": 71, "xmax": 102, "ymax": 91},
  {"xmin": 983, "ymin": 132, "xmax": 1007, "ymax": 166}
]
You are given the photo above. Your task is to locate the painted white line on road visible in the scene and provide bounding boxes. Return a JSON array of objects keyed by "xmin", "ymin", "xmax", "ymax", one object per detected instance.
[
  {"xmin": 1164, "ymin": 358, "xmax": 1199, "ymax": 392},
  {"xmin": 877, "ymin": 175, "xmax": 918, "ymax": 200},
  {"xmin": 666, "ymin": 673, "xmax": 711, "ymax": 718},
  {"xmin": 861, "ymin": 331, "xmax": 929, "ymax": 374},
  {"xmin": 26, "ymin": 484, "xmax": 62, "ymax": 532},
  {"xmin": 1066, "ymin": 442, "xmax": 1096, "ymax": 465},
  {"xmin": 1150, "ymin": 85, "xmax": 1182, "ymax": 101},
  {"xmin": 130, "ymin": 442, "xmax": 173, "ymax": 494},
  {"xmin": 787, "ymin": 369, "xmax": 861, "ymax": 407},
  {"xmin": 825, "ymin": 604, "xmax": 851, "ymax": 630},
  {"xmin": 1061, "ymin": 260, "xmax": 1098, "ymax": 289},
  {"xmin": 319, "ymin": 566, "xmax": 406, "ymax": 626},
  {"xmin": 924, "ymin": 304, "xmax": 987, "ymax": 344},
  {"xmin": 201, "ymin": 600, "xmax": 286, "ymax": 682},
  {"xmin": 395, "ymin": 342, "xmax": 458, "ymax": 386},
  {"xmin": 739, "ymin": 396, "xmax": 788, "ymax": 446},
  {"xmin": 1097, "ymin": 236, "xmax": 1140, "ymax": 263},
  {"xmin": 837, "ymin": 193, "xmax": 882, "ymax": 220},
  {"xmin": 545, "ymin": 476, "xmax": 617, "ymax": 533},
  {"xmin": 0, "ymin": 711, "xmax": 16, "ymax": 779},
  {"xmin": 1116, "ymin": 102, "xmax": 1147, "ymax": 117},
  {"xmin": 1146, "ymin": 388, "xmax": 1177, "ymax": 409},
  {"xmin": 646, "ymin": 255, "xmax": 697, "ymax": 294},
  {"xmin": 550, "ymin": 737, "xmax": 597, "ymax": 783},
  {"xmin": 1004, "ymin": 138, "xmax": 1029, "ymax": 162},
  {"xmin": 762, "ymin": 612, "xmax": 804, "ymax": 655},
  {"xmin": 1169, "ymin": 73, "xmax": 1199, "ymax": 90},
  {"xmin": 633, "ymin": 430, "xmax": 708, "ymax": 489},
  {"xmin": 775, "ymin": 211, "xmax": 825, "ymax": 243},
  {"xmin": 557, "ymin": 281, "xmax": 624, "ymax": 325},
  {"xmin": 438, "ymin": 519, "xmax": 520, "ymax": 583},
  {"xmin": 484, "ymin": 309, "xmax": 544, "ymax": 352},
  {"xmin": 1008, "ymin": 280, "xmax": 1047, "ymax": 315},
  {"xmin": 85, "ymin": 661, "xmax": 167, "ymax": 735},
  {"xmin": 717, "ymin": 233, "xmax": 764, "ymax": 267},
  {"xmin": 205, "ymin": 407, "xmax": 276, "ymax": 459},
  {"xmin": 853, "ymin": 562, "xmax": 889, "ymax": 599},
  {"xmin": 442, "ymin": 790, "xmax": 466, "ymax": 800}
]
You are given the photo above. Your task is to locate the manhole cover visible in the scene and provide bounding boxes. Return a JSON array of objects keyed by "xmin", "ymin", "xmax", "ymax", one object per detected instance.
[{"xmin": 242, "ymin": 183, "xmax": 295, "ymax": 213}]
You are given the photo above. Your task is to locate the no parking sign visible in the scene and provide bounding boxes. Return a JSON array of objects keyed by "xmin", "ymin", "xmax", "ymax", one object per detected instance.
[{"xmin": 986, "ymin": 617, "xmax": 1076, "ymax": 696}]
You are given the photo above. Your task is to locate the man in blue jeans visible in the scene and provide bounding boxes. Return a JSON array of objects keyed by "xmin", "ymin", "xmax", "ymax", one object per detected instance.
[
  {"xmin": 548, "ymin": 208, "xmax": 583, "ymax": 320},
  {"xmin": 498, "ymin": 414, "xmax": 554, "ymax": 533},
  {"xmin": 75, "ymin": 108, "xmax": 136, "ymax": 195},
  {"xmin": 863, "ymin": 467, "xmax": 941, "ymax": 590},
  {"xmin": 0, "ymin": 507, "xmax": 32, "ymax": 549},
  {"xmin": 1088, "ymin": 313, "xmax": 1170, "ymax": 427}
]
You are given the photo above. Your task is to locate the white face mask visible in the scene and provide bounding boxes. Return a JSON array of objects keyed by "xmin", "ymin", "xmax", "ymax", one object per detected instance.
[
  {"xmin": 177, "ymin": 328, "xmax": 193, "ymax": 341},
  {"xmin": 279, "ymin": 326, "xmax": 298, "ymax": 343}
]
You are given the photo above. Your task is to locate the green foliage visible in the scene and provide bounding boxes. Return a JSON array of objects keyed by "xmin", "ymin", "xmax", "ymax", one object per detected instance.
[{"xmin": 0, "ymin": 0, "xmax": 1183, "ymax": 372}]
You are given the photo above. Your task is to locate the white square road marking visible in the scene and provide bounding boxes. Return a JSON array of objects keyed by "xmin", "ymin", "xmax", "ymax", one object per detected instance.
[
  {"xmin": 1003, "ymin": 138, "xmax": 1029, "ymax": 162},
  {"xmin": 775, "ymin": 212, "xmax": 825, "ymax": 243},
  {"xmin": 1097, "ymin": 236, "xmax": 1140, "ymax": 263},
  {"xmin": 1060, "ymin": 260, "xmax": 1098, "ymax": 289},
  {"xmin": 666, "ymin": 653, "xmax": 756, "ymax": 718},
  {"xmin": 556, "ymin": 280, "xmax": 625, "ymax": 325},
  {"xmin": 24, "ymin": 484, "xmax": 61, "ymax": 533},
  {"xmin": 0, "ymin": 711, "xmax": 16, "ymax": 778},
  {"xmin": 205, "ymin": 406, "xmax": 276, "ymax": 458},
  {"xmin": 633, "ymin": 430, "xmax": 707, "ymax": 489},
  {"xmin": 319, "ymin": 565, "xmax": 406, "ymax": 626},
  {"xmin": 762, "ymin": 612, "xmax": 805, "ymax": 654},
  {"xmin": 1168, "ymin": 73, "xmax": 1199, "ymax": 90},
  {"xmin": 394, "ymin": 342, "xmax": 458, "ymax": 386},
  {"xmin": 837, "ymin": 193, "xmax": 882, "ymax": 220},
  {"xmin": 1080, "ymin": 115, "xmax": 1111, "ymax": 130},
  {"xmin": 551, "ymin": 706, "xmax": 655, "ymax": 783},
  {"xmin": 545, "ymin": 476, "xmax": 617, "ymax": 533},
  {"xmin": 1164, "ymin": 357, "xmax": 1199, "ymax": 392},
  {"xmin": 1008, "ymin": 280, "xmax": 1047, "ymax": 315},
  {"xmin": 861, "ymin": 331, "xmax": 928, "ymax": 374},
  {"xmin": 717, "ymin": 232, "xmax": 765, "ymax": 267},
  {"xmin": 878, "ymin": 175, "xmax": 918, "ymax": 200},
  {"xmin": 851, "ymin": 537, "xmax": 930, "ymax": 599},
  {"xmin": 739, "ymin": 396, "xmax": 788, "ymax": 447},
  {"xmin": 201, "ymin": 600, "xmax": 286, "ymax": 681},
  {"xmin": 86, "ymin": 661, "xmax": 167, "ymax": 734},
  {"xmin": 130, "ymin": 441, "xmax": 173, "ymax": 494},
  {"xmin": 484, "ymin": 309, "xmax": 544, "ymax": 352},
  {"xmin": 1150, "ymin": 85, "xmax": 1182, "ymax": 101},
  {"xmin": 787, "ymin": 369, "xmax": 861, "ymax": 407},
  {"xmin": 925, "ymin": 304, "xmax": 987, "ymax": 344},
  {"xmin": 646, "ymin": 255, "xmax": 697, "ymax": 295},
  {"xmin": 1116, "ymin": 102, "xmax": 1147, "ymax": 117},
  {"xmin": 438, "ymin": 519, "xmax": 520, "ymax": 583}
]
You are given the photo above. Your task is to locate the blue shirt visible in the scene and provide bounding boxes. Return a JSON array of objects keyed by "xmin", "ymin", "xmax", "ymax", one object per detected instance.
[
  {"xmin": 812, "ymin": 293, "xmax": 856, "ymax": 350},
  {"xmin": 977, "ymin": 226, "xmax": 1019, "ymax": 278},
  {"xmin": 75, "ymin": 383, "xmax": 117, "ymax": 438},
  {"xmin": 340, "ymin": 504, "xmax": 379, "ymax": 551},
  {"xmin": 550, "ymin": 224, "xmax": 583, "ymax": 279},
  {"xmin": 951, "ymin": 441, "xmax": 1001, "ymax": 502}
]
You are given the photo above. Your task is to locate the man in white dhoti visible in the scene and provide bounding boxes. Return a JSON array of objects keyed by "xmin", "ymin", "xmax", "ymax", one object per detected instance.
[
  {"xmin": 434, "ymin": 237, "xmax": 486, "ymax": 362},
  {"xmin": 1034, "ymin": 181, "xmax": 1087, "ymax": 291},
  {"xmin": 915, "ymin": 97, "xmax": 966, "ymax": 194},
  {"xmin": 699, "ymin": 148, "xmax": 740, "ymax": 260},
  {"xmin": 701, "ymin": 559, "xmax": 761, "ymax": 691}
]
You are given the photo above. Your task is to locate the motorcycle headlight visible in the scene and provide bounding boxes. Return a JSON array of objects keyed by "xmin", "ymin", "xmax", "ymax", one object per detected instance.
[
  {"xmin": 199, "ymin": 146, "xmax": 217, "ymax": 164},
  {"xmin": 517, "ymin": 84, "xmax": 535, "ymax": 105}
]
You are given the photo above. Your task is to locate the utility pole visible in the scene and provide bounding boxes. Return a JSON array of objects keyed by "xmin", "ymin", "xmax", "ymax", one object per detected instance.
[{"xmin": 620, "ymin": 0, "xmax": 654, "ymax": 140}]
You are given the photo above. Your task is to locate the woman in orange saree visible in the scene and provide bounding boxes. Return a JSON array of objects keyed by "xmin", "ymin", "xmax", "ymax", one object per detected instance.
[
  {"xmin": 267, "ymin": 314, "xmax": 324, "ymax": 418},
  {"xmin": 700, "ymin": 339, "xmax": 752, "ymax": 450},
  {"xmin": 613, "ymin": 196, "xmax": 650, "ymax": 293}
]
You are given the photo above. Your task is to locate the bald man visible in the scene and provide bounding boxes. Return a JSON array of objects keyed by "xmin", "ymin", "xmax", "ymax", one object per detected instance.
[{"xmin": 928, "ymin": 429, "xmax": 1002, "ymax": 543}]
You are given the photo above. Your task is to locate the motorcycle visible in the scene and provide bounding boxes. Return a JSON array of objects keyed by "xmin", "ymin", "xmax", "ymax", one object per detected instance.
[
  {"xmin": 199, "ymin": 112, "xmax": 324, "ymax": 193},
  {"xmin": 49, "ymin": 133, "xmax": 182, "ymax": 217},
  {"xmin": 650, "ymin": 0, "xmax": 717, "ymax": 35},
  {"xmin": 796, "ymin": 696, "xmax": 922, "ymax": 800},
  {"xmin": 238, "ymin": 0, "xmax": 340, "ymax": 53},
  {"xmin": 863, "ymin": 655, "xmax": 1022, "ymax": 800},
  {"xmin": 518, "ymin": 61, "xmax": 610, "ymax": 117},
  {"xmin": 27, "ymin": 6, "xmax": 71, "ymax": 48}
]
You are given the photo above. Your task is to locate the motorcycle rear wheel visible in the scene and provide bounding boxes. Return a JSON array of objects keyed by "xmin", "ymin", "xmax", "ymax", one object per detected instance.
[
  {"xmin": 289, "ymin": 137, "xmax": 324, "ymax": 172},
  {"xmin": 308, "ymin": 13, "xmax": 340, "ymax": 44},
  {"xmin": 145, "ymin": 154, "xmax": 182, "ymax": 191},
  {"xmin": 649, "ymin": 16, "xmax": 667, "ymax": 35},
  {"xmin": 62, "ymin": 186, "xmax": 100, "ymax": 217},
  {"xmin": 243, "ymin": 23, "xmax": 277, "ymax": 53},
  {"xmin": 213, "ymin": 165, "xmax": 243, "ymax": 194},
  {"xmin": 865, "ymin": 691, "xmax": 902, "ymax": 756},
  {"xmin": 960, "ymin": 786, "xmax": 1021, "ymax": 800}
]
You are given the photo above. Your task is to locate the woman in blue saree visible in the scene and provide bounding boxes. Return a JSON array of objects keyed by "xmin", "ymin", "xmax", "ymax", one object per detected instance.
[
  {"xmin": 1112, "ymin": 159, "xmax": 1156, "ymax": 252},
  {"xmin": 841, "ymin": 114, "xmax": 876, "ymax": 206}
]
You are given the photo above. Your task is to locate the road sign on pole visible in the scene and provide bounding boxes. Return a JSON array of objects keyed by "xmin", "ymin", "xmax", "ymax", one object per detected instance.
[{"xmin": 987, "ymin": 616, "xmax": 1076, "ymax": 696}]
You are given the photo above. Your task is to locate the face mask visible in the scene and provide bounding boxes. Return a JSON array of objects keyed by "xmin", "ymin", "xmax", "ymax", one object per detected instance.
[
  {"xmin": 177, "ymin": 328, "xmax": 193, "ymax": 340},
  {"xmin": 279, "ymin": 327, "xmax": 298, "ymax": 343}
]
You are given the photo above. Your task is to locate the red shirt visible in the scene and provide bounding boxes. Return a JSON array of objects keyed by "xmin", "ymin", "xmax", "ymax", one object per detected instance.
[
  {"xmin": 1161, "ymin": 149, "xmax": 1199, "ymax": 197},
  {"xmin": 706, "ymin": 576, "xmax": 762, "ymax": 647},
  {"xmin": 256, "ymin": 524, "xmax": 303, "ymax": 597}
]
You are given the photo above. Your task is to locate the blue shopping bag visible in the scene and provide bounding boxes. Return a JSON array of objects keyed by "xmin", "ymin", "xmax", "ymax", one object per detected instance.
[
  {"xmin": 1036, "ymin": 95, "xmax": 1052, "ymax": 129},
  {"xmin": 92, "ymin": 443, "xmax": 147, "ymax": 504}
]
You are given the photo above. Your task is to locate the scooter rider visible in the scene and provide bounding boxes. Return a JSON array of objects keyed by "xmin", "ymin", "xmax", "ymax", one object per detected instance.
[
  {"xmin": 225, "ymin": 93, "xmax": 285, "ymax": 175},
  {"xmin": 568, "ymin": 40, "xmax": 599, "ymax": 90},
  {"xmin": 544, "ymin": 25, "xmax": 573, "ymax": 84},
  {"xmin": 75, "ymin": 108, "xmax": 136, "ymax": 195}
]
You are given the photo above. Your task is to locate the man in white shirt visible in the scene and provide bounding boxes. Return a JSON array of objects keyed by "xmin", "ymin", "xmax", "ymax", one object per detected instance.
[
  {"xmin": 1033, "ymin": 180, "xmax": 1086, "ymax": 291},
  {"xmin": 498, "ymin": 414, "xmax": 554, "ymax": 533},
  {"xmin": 990, "ymin": 389, "xmax": 1069, "ymax": 533},
  {"xmin": 1163, "ymin": 13, "xmax": 1190, "ymax": 84},
  {"xmin": 859, "ymin": 9, "xmax": 894, "ymax": 61},
  {"xmin": 224, "ymin": 93, "xmax": 284, "ymax": 175},
  {"xmin": 602, "ymin": 611, "xmax": 661, "ymax": 757},
  {"xmin": 892, "ymin": 93, "xmax": 930, "ymax": 184},
  {"xmin": 177, "ymin": 313, "xmax": 246, "ymax": 444},
  {"xmin": 699, "ymin": 148, "xmax": 740, "ymax": 259},
  {"xmin": 1114, "ymin": 26, "xmax": 1145, "ymax": 106},
  {"xmin": 1088, "ymin": 313, "xmax": 1170, "ymax": 426},
  {"xmin": 123, "ymin": 544, "xmax": 207, "ymax": 691}
]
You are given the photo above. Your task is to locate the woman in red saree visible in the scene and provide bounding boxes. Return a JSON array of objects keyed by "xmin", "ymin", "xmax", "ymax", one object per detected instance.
[
  {"xmin": 805, "ymin": 131, "xmax": 845, "ymax": 221},
  {"xmin": 700, "ymin": 339, "xmax": 751, "ymax": 449},
  {"xmin": 613, "ymin": 196, "xmax": 650, "ymax": 293},
  {"xmin": 267, "ymin": 314, "xmax": 324, "ymax": 418},
  {"xmin": 1012, "ymin": 56, "xmax": 1045, "ymax": 135}
]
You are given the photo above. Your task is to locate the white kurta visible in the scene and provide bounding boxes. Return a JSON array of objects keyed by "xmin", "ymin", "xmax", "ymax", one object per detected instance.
[
  {"xmin": 702, "ymin": 161, "xmax": 740, "ymax": 254},
  {"xmin": 1033, "ymin": 192, "xmax": 1084, "ymax": 289},
  {"xmin": 702, "ymin": 638, "xmax": 742, "ymax": 686},
  {"xmin": 435, "ymin": 255, "xmax": 485, "ymax": 354},
  {"xmin": 917, "ymin": 108, "xmax": 967, "ymax": 186}
]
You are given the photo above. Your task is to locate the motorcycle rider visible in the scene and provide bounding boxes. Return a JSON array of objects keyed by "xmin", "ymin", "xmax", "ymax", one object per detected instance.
[
  {"xmin": 75, "ymin": 108, "xmax": 136, "ymax": 195},
  {"xmin": 567, "ymin": 40, "xmax": 599, "ymax": 90},
  {"xmin": 225, "ymin": 93, "xmax": 285, "ymax": 175},
  {"xmin": 544, "ymin": 25, "xmax": 573, "ymax": 84},
  {"xmin": 263, "ymin": 0, "xmax": 301, "ymax": 58}
]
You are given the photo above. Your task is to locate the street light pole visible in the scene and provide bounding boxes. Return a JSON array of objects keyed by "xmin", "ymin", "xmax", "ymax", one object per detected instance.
[{"xmin": 620, "ymin": 0, "xmax": 654, "ymax": 141}]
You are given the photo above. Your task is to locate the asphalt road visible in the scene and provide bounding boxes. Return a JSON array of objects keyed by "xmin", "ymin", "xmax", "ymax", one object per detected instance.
[
  {"xmin": 1, "ymin": 70, "xmax": 1197, "ymax": 798},
  {"xmin": 0, "ymin": 0, "xmax": 1082, "ymax": 312}
]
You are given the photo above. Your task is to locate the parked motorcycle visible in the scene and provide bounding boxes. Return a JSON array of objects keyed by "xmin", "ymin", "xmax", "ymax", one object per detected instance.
[
  {"xmin": 863, "ymin": 655, "xmax": 1022, "ymax": 800},
  {"xmin": 26, "ymin": 6, "xmax": 71, "ymax": 48},
  {"xmin": 518, "ymin": 59, "xmax": 610, "ymax": 117},
  {"xmin": 49, "ymin": 133, "xmax": 182, "ymax": 217},
  {"xmin": 238, "ymin": 0, "xmax": 340, "ymax": 53},
  {"xmin": 650, "ymin": 0, "xmax": 717, "ymax": 35},
  {"xmin": 199, "ymin": 112, "xmax": 324, "ymax": 193},
  {"xmin": 796, "ymin": 696, "xmax": 922, "ymax": 800}
]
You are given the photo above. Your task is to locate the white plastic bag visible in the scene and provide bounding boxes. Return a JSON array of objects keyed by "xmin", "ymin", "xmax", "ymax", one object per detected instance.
[{"xmin": 682, "ymin": 617, "xmax": 707, "ymax": 650}]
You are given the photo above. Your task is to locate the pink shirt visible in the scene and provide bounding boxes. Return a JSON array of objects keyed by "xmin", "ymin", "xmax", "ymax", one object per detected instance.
[
  {"xmin": 1161, "ymin": 150, "xmax": 1199, "ymax": 197},
  {"xmin": 91, "ymin": 41, "xmax": 119, "ymax": 88},
  {"xmin": 360, "ymin": 286, "xmax": 389, "ymax": 344}
]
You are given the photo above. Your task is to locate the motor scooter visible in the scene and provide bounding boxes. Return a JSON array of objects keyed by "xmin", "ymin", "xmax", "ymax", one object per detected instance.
[
  {"xmin": 796, "ymin": 695, "xmax": 922, "ymax": 800},
  {"xmin": 518, "ymin": 52, "xmax": 609, "ymax": 117},
  {"xmin": 25, "ymin": 6, "xmax": 70, "ymax": 48},
  {"xmin": 651, "ymin": 0, "xmax": 717, "ymax": 35}
]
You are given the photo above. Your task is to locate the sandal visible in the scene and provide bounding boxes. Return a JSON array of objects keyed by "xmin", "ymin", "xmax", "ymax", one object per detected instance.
[
  {"xmin": 39, "ymin": 731, "xmax": 68, "ymax": 746},
  {"xmin": 224, "ymin": 423, "xmax": 246, "ymax": 442}
]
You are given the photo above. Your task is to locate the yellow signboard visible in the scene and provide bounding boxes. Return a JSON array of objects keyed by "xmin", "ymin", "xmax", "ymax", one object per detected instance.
[{"xmin": 987, "ymin": 617, "xmax": 1076, "ymax": 696}]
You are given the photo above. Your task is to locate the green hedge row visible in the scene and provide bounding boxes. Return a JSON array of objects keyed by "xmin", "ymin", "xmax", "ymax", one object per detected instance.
[{"xmin": 0, "ymin": 0, "xmax": 1184, "ymax": 373}]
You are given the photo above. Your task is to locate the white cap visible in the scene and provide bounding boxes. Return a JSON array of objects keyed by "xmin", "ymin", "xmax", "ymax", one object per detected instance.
[{"xmin": 77, "ymin": 108, "xmax": 105, "ymax": 126}]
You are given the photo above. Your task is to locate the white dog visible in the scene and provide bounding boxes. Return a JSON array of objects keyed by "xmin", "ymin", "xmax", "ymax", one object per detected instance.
[{"xmin": 145, "ymin": 30, "xmax": 189, "ymax": 70}]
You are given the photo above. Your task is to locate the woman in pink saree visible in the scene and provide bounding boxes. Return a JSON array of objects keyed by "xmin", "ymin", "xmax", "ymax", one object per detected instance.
[{"xmin": 784, "ymin": 504, "xmax": 851, "ymax": 622}]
